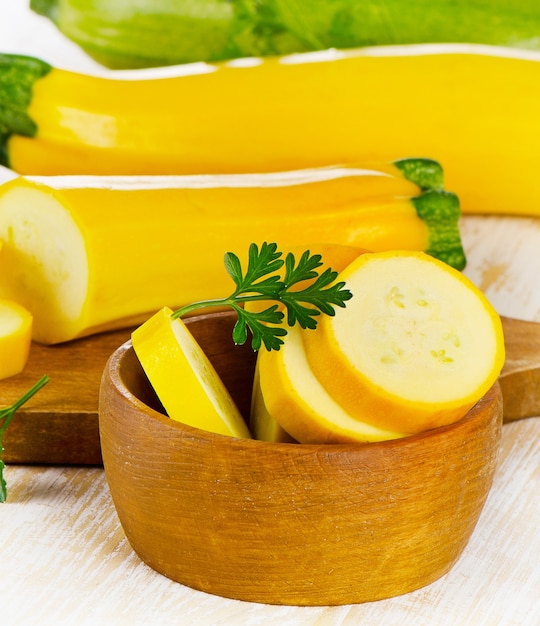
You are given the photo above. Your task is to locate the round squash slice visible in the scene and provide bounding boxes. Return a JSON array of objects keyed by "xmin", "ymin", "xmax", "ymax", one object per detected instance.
[
  {"xmin": 301, "ymin": 250, "xmax": 505, "ymax": 434},
  {"xmin": 132, "ymin": 307, "xmax": 251, "ymax": 438}
]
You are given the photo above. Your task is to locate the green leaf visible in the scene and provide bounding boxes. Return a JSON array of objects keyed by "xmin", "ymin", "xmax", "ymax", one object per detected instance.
[
  {"xmin": 283, "ymin": 249, "xmax": 322, "ymax": 287},
  {"xmin": 236, "ymin": 305, "xmax": 286, "ymax": 350},
  {"xmin": 223, "ymin": 250, "xmax": 243, "ymax": 286}
]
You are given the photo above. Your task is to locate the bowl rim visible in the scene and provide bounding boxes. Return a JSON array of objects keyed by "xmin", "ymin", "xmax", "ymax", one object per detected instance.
[{"xmin": 105, "ymin": 335, "xmax": 502, "ymax": 453}]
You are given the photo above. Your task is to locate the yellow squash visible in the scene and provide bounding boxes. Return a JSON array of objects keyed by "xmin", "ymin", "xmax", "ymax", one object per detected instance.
[
  {"xmin": 1, "ymin": 44, "xmax": 540, "ymax": 215},
  {"xmin": 254, "ymin": 250, "xmax": 505, "ymax": 442},
  {"xmin": 0, "ymin": 163, "xmax": 463, "ymax": 344},
  {"xmin": 250, "ymin": 360, "xmax": 296, "ymax": 443},
  {"xmin": 0, "ymin": 298, "xmax": 32, "ymax": 380},
  {"xmin": 131, "ymin": 306, "xmax": 251, "ymax": 438},
  {"xmin": 302, "ymin": 250, "xmax": 505, "ymax": 435},
  {"xmin": 254, "ymin": 323, "xmax": 408, "ymax": 443}
]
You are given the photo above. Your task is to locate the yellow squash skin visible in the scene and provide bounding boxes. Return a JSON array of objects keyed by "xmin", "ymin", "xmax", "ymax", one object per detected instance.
[
  {"xmin": 0, "ymin": 167, "xmax": 444, "ymax": 344},
  {"xmin": 7, "ymin": 44, "xmax": 540, "ymax": 215},
  {"xmin": 250, "ymin": 360, "xmax": 296, "ymax": 443},
  {"xmin": 131, "ymin": 306, "xmax": 251, "ymax": 438},
  {"xmin": 0, "ymin": 299, "xmax": 32, "ymax": 380}
]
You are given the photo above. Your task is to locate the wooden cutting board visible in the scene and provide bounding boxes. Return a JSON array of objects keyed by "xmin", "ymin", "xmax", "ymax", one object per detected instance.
[
  {"xmin": 2, "ymin": 316, "xmax": 540, "ymax": 465},
  {"xmin": 1, "ymin": 328, "xmax": 133, "ymax": 465}
]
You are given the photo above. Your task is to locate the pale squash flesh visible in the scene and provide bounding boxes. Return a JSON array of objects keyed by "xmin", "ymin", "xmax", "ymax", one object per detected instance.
[
  {"xmin": 250, "ymin": 360, "xmax": 296, "ymax": 443},
  {"xmin": 255, "ymin": 324, "xmax": 408, "ymax": 444}
]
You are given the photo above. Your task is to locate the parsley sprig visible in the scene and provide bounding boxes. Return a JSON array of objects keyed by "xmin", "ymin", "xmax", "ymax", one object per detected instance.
[
  {"xmin": 172, "ymin": 242, "xmax": 353, "ymax": 351},
  {"xmin": 0, "ymin": 375, "xmax": 49, "ymax": 503}
]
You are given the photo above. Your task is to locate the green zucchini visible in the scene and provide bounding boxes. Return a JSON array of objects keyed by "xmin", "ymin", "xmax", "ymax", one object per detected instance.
[{"xmin": 31, "ymin": 0, "xmax": 540, "ymax": 69}]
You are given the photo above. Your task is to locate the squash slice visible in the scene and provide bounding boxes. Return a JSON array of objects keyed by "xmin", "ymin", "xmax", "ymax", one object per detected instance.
[
  {"xmin": 132, "ymin": 307, "xmax": 251, "ymax": 439},
  {"xmin": 302, "ymin": 250, "xmax": 505, "ymax": 434}
]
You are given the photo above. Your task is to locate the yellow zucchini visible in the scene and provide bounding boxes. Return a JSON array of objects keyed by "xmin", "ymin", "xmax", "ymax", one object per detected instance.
[
  {"xmin": 0, "ymin": 299, "xmax": 33, "ymax": 380},
  {"xmin": 1, "ymin": 45, "xmax": 540, "ymax": 215},
  {"xmin": 254, "ymin": 250, "xmax": 505, "ymax": 442},
  {"xmin": 254, "ymin": 323, "xmax": 408, "ymax": 444},
  {"xmin": 250, "ymin": 360, "xmax": 296, "ymax": 443},
  {"xmin": 0, "ymin": 162, "xmax": 463, "ymax": 344},
  {"xmin": 131, "ymin": 306, "xmax": 251, "ymax": 438}
]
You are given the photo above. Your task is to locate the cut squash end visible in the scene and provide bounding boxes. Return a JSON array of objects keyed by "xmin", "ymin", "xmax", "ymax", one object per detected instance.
[
  {"xmin": 0, "ymin": 299, "xmax": 33, "ymax": 380},
  {"xmin": 0, "ymin": 179, "xmax": 89, "ymax": 344}
]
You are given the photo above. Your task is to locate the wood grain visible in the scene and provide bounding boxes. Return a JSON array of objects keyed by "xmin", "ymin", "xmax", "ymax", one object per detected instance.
[
  {"xmin": 1, "ymin": 328, "xmax": 133, "ymax": 465},
  {"xmin": 500, "ymin": 316, "xmax": 540, "ymax": 421},
  {"xmin": 1, "ymin": 314, "xmax": 257, "ymax": 465},
  {"xmin": 0, "ymin": 8, "xmax": 538, "ymax": 622}
]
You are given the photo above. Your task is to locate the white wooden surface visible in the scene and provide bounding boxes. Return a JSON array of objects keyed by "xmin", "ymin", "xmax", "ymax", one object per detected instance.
[{"xmin": 1, "ymin": 4, "xmax": 539, "ymax": 625}]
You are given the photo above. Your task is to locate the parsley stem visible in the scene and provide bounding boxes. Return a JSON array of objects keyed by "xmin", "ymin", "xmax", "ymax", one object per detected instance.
[
  {"xmin": 0, "ymin": 375, "xmax": 50, "ymax": 431},
  {"xmin": 1, "ymin": 375, "xmax": 49, "ymax": 503},
  {"xmin": 171, "ymin": 295, "xmax": 272, "ymax": 319}
]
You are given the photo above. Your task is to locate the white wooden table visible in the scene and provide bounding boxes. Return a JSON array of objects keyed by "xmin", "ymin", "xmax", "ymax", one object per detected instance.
[{"xmin": 1, "ymin": 4, "xmax": 539, "ymax": 625}]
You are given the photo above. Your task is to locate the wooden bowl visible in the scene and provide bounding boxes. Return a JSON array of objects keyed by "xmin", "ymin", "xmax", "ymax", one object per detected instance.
[{"xmin": 99, "ymin": 310, "xmax": 503, "ymax": 606}]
